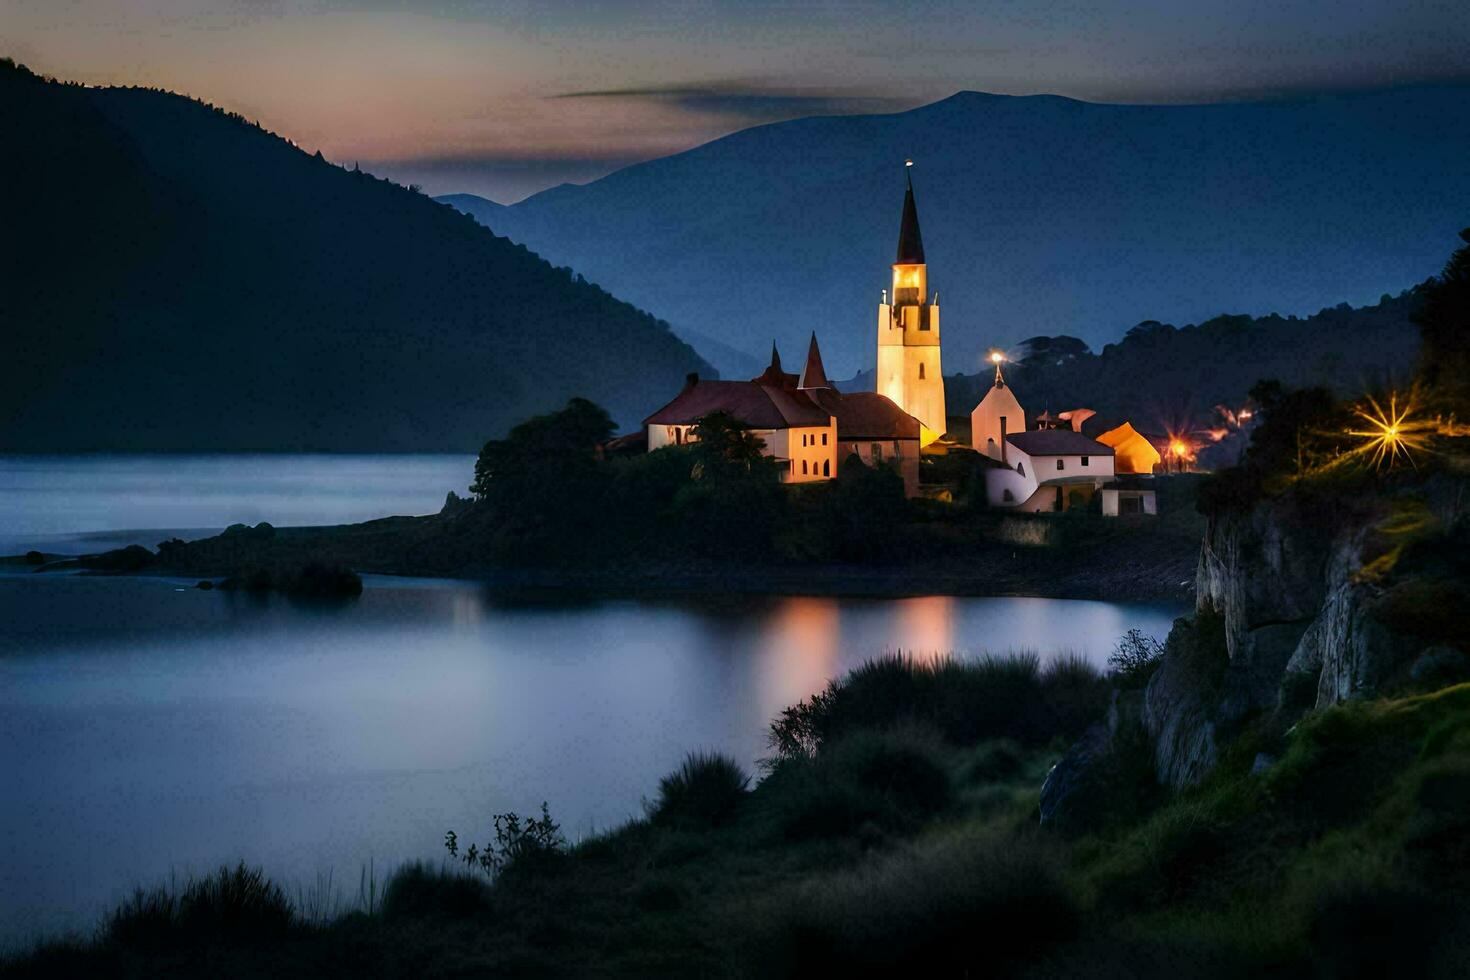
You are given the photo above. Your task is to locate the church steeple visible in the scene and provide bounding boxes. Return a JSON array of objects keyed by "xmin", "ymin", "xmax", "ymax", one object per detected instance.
[
  {"xmin": 798, "ymin": 332, "xmax": 831, "ymax": 390},
  {"xmin": 876, "ymin": 161, "xmax": 945, "ymax": 442},
  {"xmin": 895, "ymin": 164, "xmax": 926, "ymax": 264}
]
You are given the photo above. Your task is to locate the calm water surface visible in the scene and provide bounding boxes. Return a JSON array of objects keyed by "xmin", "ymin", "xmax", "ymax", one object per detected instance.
[{"xmin": 0, "ymin": 456, "xmax": 1184, "ymax": 946}]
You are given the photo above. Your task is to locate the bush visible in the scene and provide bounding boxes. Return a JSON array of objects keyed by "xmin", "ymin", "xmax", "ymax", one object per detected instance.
[
  {"xmin": 761, "ymin": 727, "xmax": 952, "ymax": 840},
  {"xmin": 1044, "ymin": 652, "xmax": 1114, "ymax": 733},
  {"xmin": 755, "ymin": 831, "xmax": 1078, "ymax": 976},
  {"xmin": 769, "ymin": 652, "xmax": 1108, "ymax": 759},
  {"xmin": 446, "ymin": 802, "xmax": 566, "ymax": 878},
  {"xmin": 381, "ymin": 862, "xmax": 493, "ymax": 921},
  {"xmin": 106, "ymin": 863, "xmax": 293, "ymax": 948},
  {"xmin": 649, "ymin": 751, "xmax": 750, "ymax": 828},
  {"xmin": 1109, "ymin": 629, "xmax": 1166, "ymax": 690},
  {"xmin": 827, "ymin": 727, "xmax": 952, "ymax": 815}
]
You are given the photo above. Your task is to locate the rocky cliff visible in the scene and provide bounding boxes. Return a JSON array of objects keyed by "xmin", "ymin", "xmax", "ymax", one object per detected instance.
[{"xmin": 1142, "ymin": 474, "xmax": 1470, "ymax": 787}]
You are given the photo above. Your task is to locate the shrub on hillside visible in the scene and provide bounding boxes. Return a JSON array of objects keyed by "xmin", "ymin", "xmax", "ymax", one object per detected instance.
[
  {"xmin": 381, "ymin": 862, "xmax": 493, "ymax": 921},
  {"xmin": 753, "ymin": 831, "xmax": 1078, "ymax": 975},
  {"xmin": 760, "ymin": 726, "xmax": 952, "ymax": 840},
  {"xmin": 445, "ymin": 803, "xmax": 566, "ymax": 879},
  {"xmin": 768, "ymin": 652, "xmax": 1108, "ymax": 759},
  {"xmin": 649, "ymin": 751, "xmax": 750, "ymax": 828},
  {"xmin": 106, "ymin": 864, "xmax": 293, "ymax": 948},
  {"xmin": 1109, "ymin": 629, "xmax": 1166, "ymax": 690}
]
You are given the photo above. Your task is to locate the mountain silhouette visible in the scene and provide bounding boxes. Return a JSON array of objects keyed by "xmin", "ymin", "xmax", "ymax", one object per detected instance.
[
  {"xmin": 0, "ymin": 60, "xmax": 711, "ymax": 451},
  {"xmin": 444, "ymin": 87, "xmax": 1470, "ymax": 379}
]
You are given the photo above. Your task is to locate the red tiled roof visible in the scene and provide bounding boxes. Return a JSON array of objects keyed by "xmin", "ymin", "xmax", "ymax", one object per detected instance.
[
  {"xmin": 806, "ymin": 389, "xmax": 920, "ymax": 440},
  {"xmin": 643, "ymin": 379, "xmax": 830, "ymax": 429}
]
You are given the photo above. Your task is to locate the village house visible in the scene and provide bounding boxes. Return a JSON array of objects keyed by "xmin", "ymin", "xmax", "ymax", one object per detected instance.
[{"xmin": 971, "ymin": 356, "xmax": 1159, "ymax": 515}]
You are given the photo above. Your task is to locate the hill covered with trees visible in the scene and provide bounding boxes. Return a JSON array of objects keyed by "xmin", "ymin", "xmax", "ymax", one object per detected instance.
[
  {"xmin": 0, "ymin": 59, "xmax": 711, "ymax": 451},
  {"xmin": 949, "ymin": 288, "xmax": 1425, "ymax": 441}
]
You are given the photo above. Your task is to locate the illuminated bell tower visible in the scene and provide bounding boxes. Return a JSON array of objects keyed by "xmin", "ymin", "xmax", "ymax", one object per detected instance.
[{"xmin": 876, "ymin": 163, "xmax": 945, "ymax": 444}]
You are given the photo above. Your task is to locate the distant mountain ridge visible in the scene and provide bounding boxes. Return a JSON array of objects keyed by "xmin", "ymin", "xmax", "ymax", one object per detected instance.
[
  {"xmin": 0, "ymin": 60, "xmax": 712, "ymax": 451},
  {"xmin": 442, "ymin": 86, "xmax": 1470, "ymax": 379}
]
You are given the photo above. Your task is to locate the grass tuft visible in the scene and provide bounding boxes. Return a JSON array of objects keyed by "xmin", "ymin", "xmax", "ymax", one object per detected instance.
[{"xmin": 649, "ymin": 751, "xmax": 750, "ymax": 829}]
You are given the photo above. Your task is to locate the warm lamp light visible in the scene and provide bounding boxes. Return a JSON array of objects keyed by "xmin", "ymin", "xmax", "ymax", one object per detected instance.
[{"xmin": 989, "ymin": 351, "xmax": 1005, "ymax": 364}]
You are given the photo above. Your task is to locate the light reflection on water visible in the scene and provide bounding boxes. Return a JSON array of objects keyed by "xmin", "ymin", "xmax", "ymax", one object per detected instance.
[{"xmin": 0, "ymin": 572, "xmax": 1183, "ymax": 946}]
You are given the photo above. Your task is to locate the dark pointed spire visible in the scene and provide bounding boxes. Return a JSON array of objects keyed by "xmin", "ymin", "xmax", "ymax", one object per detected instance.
[
  {"xmin": 798, "ymin": 332, "xmax": 831, "ymax": 390},
  {"xmin": 896, "ymin": 163, "xmax": 925, "ymax": 264},
  {"xmin": 769, "ymin": 340, "xmax": 782, "ymax": 371}
]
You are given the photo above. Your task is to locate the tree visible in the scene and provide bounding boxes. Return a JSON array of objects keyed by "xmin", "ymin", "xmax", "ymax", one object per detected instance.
[
  {"xmin": 470, "ymin": 398, "xmax": 613, "ymax": 501},
  {"xmin": 688, "ymin": 412, "xmax": 773, "ymax": 478},
  {"xmin": 1414, "ymin": 227, "xmax": 1470, "ymax": 408}
]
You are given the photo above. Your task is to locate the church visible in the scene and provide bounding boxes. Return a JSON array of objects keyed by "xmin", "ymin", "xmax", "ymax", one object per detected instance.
[
  {"xmin": 642, "ymin": 169, "xmax": 937, "ymax": 495},
  {"xmin": 642, "ymin": 163, "xmax": 1158, "ymax": 514},
  {"xmin": 644, "ymin": 334, "xmax": 924, "ymax": 495}
]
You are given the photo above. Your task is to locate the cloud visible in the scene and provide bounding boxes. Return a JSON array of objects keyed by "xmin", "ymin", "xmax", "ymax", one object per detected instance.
[{"xmin": 548, "ymin": 81, "xmax": 918, "ymax": 122}]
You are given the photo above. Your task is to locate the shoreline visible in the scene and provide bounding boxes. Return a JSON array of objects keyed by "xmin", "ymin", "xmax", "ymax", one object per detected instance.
[{"xmin": 4, "ymin": 549, "xmax": 1196, "ymax": 605}]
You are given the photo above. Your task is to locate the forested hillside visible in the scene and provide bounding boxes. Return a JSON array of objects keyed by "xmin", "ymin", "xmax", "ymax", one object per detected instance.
[{"xmin": 0, "ymin": 60, "xmax": 710, "ymax": 451}]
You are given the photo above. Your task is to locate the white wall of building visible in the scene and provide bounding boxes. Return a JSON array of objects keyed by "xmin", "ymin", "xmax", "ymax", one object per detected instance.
[
  {"xmin": 985, "ymin": 448, "xmax": 1116, "ymax": 510},
  {"xmin": 971, "ymin": 384, "xmax": 1025, "ymax": 462}
]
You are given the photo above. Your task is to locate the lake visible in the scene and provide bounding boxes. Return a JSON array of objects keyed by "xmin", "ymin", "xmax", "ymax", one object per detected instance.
[{"xmin": 0, "ymin": 456, "xmax": 1185, "ymax": 947}]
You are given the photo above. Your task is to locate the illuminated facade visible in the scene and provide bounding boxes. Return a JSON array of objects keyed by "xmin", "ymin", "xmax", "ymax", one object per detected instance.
[
  {"xmin": 643, "ymin": 336, "xmax": 924, "ymax": 493},
  {"xmin": 876, "ymin": 168, "xmax": 946, "ymax": 443},
  {"xmin": 971, "ymin": 370, "xmax": 1158, "ymax": 516},
  {"xmin": 971, "ymin": 357, "xmax": 1025, "ymax": 465}
]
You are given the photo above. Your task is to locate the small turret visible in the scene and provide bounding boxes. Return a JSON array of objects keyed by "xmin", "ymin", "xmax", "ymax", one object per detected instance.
[{"xmin": 798, "ymin": 332, "xmax": 832, "ymax": 390}]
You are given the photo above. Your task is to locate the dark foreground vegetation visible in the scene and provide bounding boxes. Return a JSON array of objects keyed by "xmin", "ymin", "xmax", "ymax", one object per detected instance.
[{"xmin": 7, "ymin": 644, "xmax": 1470, "ymax": 978}]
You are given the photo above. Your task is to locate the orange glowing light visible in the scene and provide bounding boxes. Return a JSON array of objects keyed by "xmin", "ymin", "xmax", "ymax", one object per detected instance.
[
  {"xmin": 1346, "ymin": 390, "xmax": 1430, "ymax": 471},
  {"xmin": 1169, "ymin": 440, "xmax": 1189, "ymax": 458},
  {"xmin": 989, "ymin": 351, "xmax": 1006, "ymax": 364}
]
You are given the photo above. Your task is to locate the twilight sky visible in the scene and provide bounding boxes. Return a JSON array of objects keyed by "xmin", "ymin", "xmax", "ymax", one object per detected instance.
[{"xmin": 5, "ymin": 1, "xmax": 1468, "ymax": 202}]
